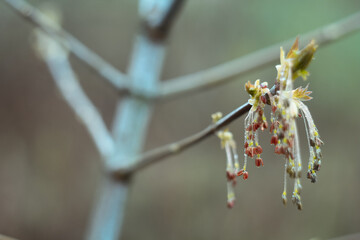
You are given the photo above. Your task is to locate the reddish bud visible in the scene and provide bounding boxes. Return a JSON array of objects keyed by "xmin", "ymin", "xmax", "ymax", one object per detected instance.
[
  {"xmin": 237, "ymin": 169, "xmax": 244, "ymax": 176},
  {"xmin": 298, "ymin": 113, "xmax": 302, "ymax": 118},
  {"xmin": 227, "ymin": 200, "xmax": 235, "ymax": 209},
  {"xmin": 263, "ymin": 122, "xmax": 268, "ymax": 130},
  {"xmin": 270, "ymin": 123, "xmax": 275, "ymax": 133},
  {"xmin": 244, "ymin": 142, "xmax": 249, "ymax": 149},
  {"xmin": 243, "ymin": 171, "xmax": 249, "ymax": 180},
  {"xmin": 270, "ymin": 135, "xmax": 278, "ymax": 145},
  {"xmin": 255, "ymin": 146, "xmax": 263, "ymax": 155},
  {"xmin": 246, "ymin": 147, "xmax": 255, "ymax": 158},
  {"xmin": 255, "ymin": 158, "xmax": 264, "ymax": 167}
]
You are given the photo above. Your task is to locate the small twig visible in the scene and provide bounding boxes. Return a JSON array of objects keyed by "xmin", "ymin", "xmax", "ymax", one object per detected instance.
[
  {"xmin": 3, "ymin": 0, "xmax": 131, "ymax": 93},
  {"xmin": 160, "ymin": 11, "xmax": 360, "ymax": 98},
  {"xmin": 34, "ymin": 30, "xmax": 115, "ymax": 160},
  {"xmin": 113, "ymin": 101, "xmax": 252, "ymax": 178}
]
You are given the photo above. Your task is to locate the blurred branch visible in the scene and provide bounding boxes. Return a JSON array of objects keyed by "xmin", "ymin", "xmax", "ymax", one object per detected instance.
[
  {"xmin": 34, "ymin": 30, "xmax": 115, "ymax": 160},
  {"xmin": 114, "ymin": 101, "xmax": 252, "ymax": 178},
  {"xmin": 142, "ymin": 0, "xmax": 185, "ymax": 41},
  {"xmin": 3, "ymin": 0, "xmax": 131, "ymax": 93},
  {"xmin": 0, "ymin": 234, "xmax": 18, "ymax": 240},
  {"xmin": 86, "ymin": 1, "xmax": 184, "ymax": 239},
  {"xmin": 160, "ymin": 11, "xmax": 360, "ymax": 98},
  {"xmin": 328, "ymin": 232, "xmax": 360, "ymax": 240}
]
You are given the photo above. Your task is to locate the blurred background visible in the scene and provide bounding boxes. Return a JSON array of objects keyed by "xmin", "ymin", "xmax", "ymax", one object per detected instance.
[{"xmin": 1, "ymin": 0, "xmax": 360, "ymax": 239}]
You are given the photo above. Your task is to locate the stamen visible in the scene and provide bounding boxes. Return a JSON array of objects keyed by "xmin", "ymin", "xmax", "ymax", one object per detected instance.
[{"xmin": 282, "ymin": 161, "xmax": 288, "ymax": 205}]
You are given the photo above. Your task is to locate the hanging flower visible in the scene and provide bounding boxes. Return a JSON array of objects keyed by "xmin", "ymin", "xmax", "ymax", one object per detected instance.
[
  {"xmin": 213, "ymin": 112, "xmax": 240, "ymax": 208},
  {"xmin": 214, "ymin": 38, "xmax": 323, "ymax": 210}
]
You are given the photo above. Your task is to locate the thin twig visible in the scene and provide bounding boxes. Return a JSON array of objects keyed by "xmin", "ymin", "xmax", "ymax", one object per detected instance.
[
  {"xmin": 3, "ymin": 0, "xmax": 131, "ymax": 93},
  {"xmin": 113, "ymin": 84, "xmax": 279, "ymax": 178},
  {"xmin": 34, "ymin": 30, "xmax": 115, "ymax": 160},
  {"xmin": 113, "ymin": 101, "xmax": 252, "ymax": 178},
  {"xmin": 160, "ymin": 11, "xmax": 360, "ymax": 98}
]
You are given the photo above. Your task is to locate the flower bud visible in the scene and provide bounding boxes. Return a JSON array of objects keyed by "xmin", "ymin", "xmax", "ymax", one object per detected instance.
[
  {"xmin": 255, "ymin": 158, "xmax": 264, "ymax": 167},
  {"xmin": 291, "ymin": 40, "xmax": 318, "ymax": 80},
  {"xmin": 242, "ymin": 171, "xmax": 249, "ymax": 180}
]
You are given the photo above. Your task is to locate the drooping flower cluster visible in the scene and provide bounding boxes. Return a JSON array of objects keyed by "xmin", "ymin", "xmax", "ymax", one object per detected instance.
[
  {"xmin": 269, "ymin": 38, "xmax": 323, "ymax": 210},
  {"xmin": 213, "ymin": 112, "xmax": 239, "ymax": 208},
  {"xmin": 215, "ymin": 38, "xmax": 323, "ymax": 210},
  {"xmin": 241, "ymin": 80, "xmax": 270, "ymax": 175}
]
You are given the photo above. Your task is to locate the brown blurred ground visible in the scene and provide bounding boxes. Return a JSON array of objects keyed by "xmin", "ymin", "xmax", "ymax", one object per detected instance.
[{"xmin": 0, "ymin": 0, "xmax": 360, "ymax": 239}]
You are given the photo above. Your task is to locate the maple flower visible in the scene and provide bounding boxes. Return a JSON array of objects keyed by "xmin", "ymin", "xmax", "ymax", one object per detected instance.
[
  {"xmin": 241, "ymin": 80, "xmax": 269, "ymax": 176},
  {"xmin": 270, "ymin": 38, "xmax": 322, "ymax": 210},
  {"xmin": 213, "ymin": 38, "xmax": 322, "ymax": 210}
]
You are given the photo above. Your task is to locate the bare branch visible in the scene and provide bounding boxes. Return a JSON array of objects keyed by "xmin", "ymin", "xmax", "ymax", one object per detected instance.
[
  {"xmin": 113, "ymin": 101, "xmax": 252, "ymax": 178},
  {"xmin": 160, "ymin": 11, "xmax": 360, "ymax": 98},
  {"xmin": 34, "ymin": 30, "xmax": 115, "ymax": 160},
  {"xmin": 3, "ymin": 0, "xmax": 130, "ymax": 93}
]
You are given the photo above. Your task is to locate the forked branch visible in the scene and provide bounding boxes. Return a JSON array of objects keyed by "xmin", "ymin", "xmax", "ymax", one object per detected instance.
[
  {"xmin": 34, "ymin": 29, "xmax": 115, "ymax": 160},
  {"xmin": 3, "ymin": 0, "xmax": 130, "ymax": 93}
]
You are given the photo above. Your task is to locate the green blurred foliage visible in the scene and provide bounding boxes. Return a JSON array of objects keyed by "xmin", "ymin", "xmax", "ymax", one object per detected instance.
[{"xmin": 0, "ymin": 0, "xmax": 360, "ymax": 239}]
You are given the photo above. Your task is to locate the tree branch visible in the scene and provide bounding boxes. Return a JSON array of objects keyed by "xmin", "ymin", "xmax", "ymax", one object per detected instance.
[
  {"xmin": 160, "ymin": 11, "xmax": 360, "ymax": 98},
  {"xmin": 113, "ymin": 101, "xmax": 252, "ymax": 178},
  {"xmin": 86, "ymin": 1, "xmax": 185, "ymax": 239},
  {"xmin": 34, "ymin": 30, "xmax": 115, "ymax": 160},
  {"xmin": 112, "ymin": 84, "xmax": 280, "ymax": 178},
  {"xmin": 3, "ymin": 0, "xmax": 131, "ymax": 93}
]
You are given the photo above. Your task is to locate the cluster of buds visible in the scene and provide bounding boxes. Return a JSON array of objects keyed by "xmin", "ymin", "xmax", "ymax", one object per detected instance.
[
  {"xmin": 270, "ymin": 38, "xmax": 323, "ymax": 210},
  {"xmin": 215, "ymin": 38, "xmax": 323, "ymax": 210},
  {"xmin": 242, "ymin": 80, "xmax": 270, "ymax": 173}
]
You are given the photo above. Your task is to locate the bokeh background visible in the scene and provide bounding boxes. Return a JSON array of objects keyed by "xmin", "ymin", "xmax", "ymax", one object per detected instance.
[{"xmin": 1, "ymin": 0, "xmax": 360, "ymax": 239}]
